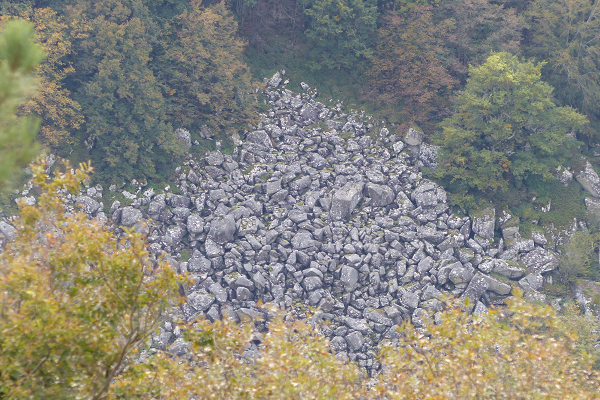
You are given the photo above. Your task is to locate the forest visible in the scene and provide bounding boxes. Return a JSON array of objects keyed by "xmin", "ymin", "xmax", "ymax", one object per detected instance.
[{"xmin": 2, "ymin": 0, "xmax": 600, "ymax": 398}]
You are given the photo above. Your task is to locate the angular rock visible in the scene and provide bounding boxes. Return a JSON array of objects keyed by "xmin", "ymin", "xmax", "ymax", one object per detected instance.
[
  {"xmin": 331, "ymin": 182, "xmax": 364, "ymax": 220},
  {"xmin": 340, "ymin": 266, "xmax": 359, "ymax": 290},
  {"xmin": 187, "ymin": 292, "xmax": 214, "ymax": 312},
  {"xmin": 208, "ymin": 214, "xmax": 236, "ymax": 244},
  {"xmin": 521, "ymin": 247, "xmax": 559, "ymax": 273},
  {"xmin": 345, "ymin": 331, "xmax": 365, "ymax": 351},
  {"xmin": 364, "ymin": 183, "xmax": 394, "ymax": 206},
  {"xmin": 493, "ymin": 259, "xmax": 527, "ymax": 279},
  {"xmin": 120, "ymin": 206, "xmax": 143, "ymax": 226},
  {"xmin": 471, "ymin": 207, "xmax": 495, "ymax": 239},
  {"xmin": 460, "ymin": 274, "xmax": 489, "ymax": 308},
  {"xmin": 404, "ymin": 127, "xmax": 424, "ymax": 146},
  {"xmin": 576, "ymin": 160, "xmax": 600, "ymax": 198}
]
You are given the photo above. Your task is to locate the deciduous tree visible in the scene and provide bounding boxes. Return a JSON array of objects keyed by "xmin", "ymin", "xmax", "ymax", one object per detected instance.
[
  {"xmin": 369, "ymin": 7, "xmax": 456, "ymax": 127},
  {"xmin": 1, "ymin": 8, "xmax": 85, "ymax": 153},
  {"xmin": 434, "ymin": 52, "xmax": 587, "ymax": 193},
  {"xmin": 163, "ymin": 0, "xmax": 255, "ymax": 133},
  {"xmin": 377, "ymin": 294, "xmax": 600, "ymax": 399},
  {"xmin": 0, "ymin": 161, "xmax": 180, "ymax": 399},
  {"xmin": 526, "ymin": 0, "xmax": 600, "ymax": 118}
]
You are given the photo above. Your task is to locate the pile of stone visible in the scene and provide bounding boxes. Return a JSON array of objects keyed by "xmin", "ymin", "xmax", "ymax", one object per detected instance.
[{"xmin": 0, "ymin": 75, "xmax": 564, "ymax": 375}]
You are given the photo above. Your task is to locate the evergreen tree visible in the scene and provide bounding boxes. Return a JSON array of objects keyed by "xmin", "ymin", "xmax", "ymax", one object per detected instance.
[
  {"xmin": 302, "ymin": 0, "xmax": 377, "ymax": 70},
  {"xmin": 0, "ymin": 19, "xmax": 44, "ymax": 192}
]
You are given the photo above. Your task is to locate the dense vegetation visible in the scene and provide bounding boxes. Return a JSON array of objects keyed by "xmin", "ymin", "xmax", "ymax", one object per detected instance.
[
  {"xmin": 3, "ymin": 0, "xmax": 600, "ymax": 398},
  {"xmin": 1, "ymin": 0, "xmax": 599, "ymax": 207}
]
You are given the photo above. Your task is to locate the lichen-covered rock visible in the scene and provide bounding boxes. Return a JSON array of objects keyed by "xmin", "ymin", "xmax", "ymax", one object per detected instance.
[
  {"xmin": 471, "ymin": 207, "xmax": 495, "ymax": 239},
  {"xmin": 331, "ymin": 182, "xmax": 364, "ymax": 220},
  {"xmin": 576, "ymin": 160, "xmax": 600, "ymax": 198}
]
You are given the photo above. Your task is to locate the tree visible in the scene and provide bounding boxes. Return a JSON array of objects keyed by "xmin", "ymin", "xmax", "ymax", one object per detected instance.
[
  {"xmin": 526, "ymin": 0, "xmax": 600, "ymax": 119},
  {"xmin": 302, "ymin": 0, "xmax": 377, "ymax": 70},
  {"xmin": 377, "ymin": 294, "xmax": 600, "ymax": 399},
  {"xmin": 1, "ymin": 8, "xmax": 85, "ymax": 153},
  {"xmin": 0, "ymin": 160, "xmax": 180, "ymax": 399},
  {"xmin": 163, "ymin": 0, "xmax": 255, "ymax": 133},
  {"xmin": 368, "ymin": 7, "xmax": 457, "ymax": 127},
  {"xmin": 434, "ymin": 52, "xmax": 587, "ymax": 193},
  {"xmin": 64, "ymin": 0, "xmax": 185, "ymax": 181},
  {"xmin": 434, "ymin": 0, "xmax": 525, "ymax": 80},
  {"xmin": 0, "ymin": 19, "xmax": 44, "ymax": 192}
]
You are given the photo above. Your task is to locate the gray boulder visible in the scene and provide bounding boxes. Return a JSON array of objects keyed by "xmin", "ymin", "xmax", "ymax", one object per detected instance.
[
  {"xmin": 576, "ymin": 160, "xmax": 600, "ymax": 198},
  {"xmin": 345, "ymin": 331, "xmax": 365, "ymax": 351},
  {"xmin": 364, "ymin": 183, "xmax": 394, "ymax": 207},
  {"xmin": 404, "ymin": 127, "xmax": 424, "ymax": 146},
  {"xmin": 208, "ymin": 214, "xmax": 236, "ymax": 244},
  {"xmin": 187, "ymin": 292, "xmax": 215, "ymax": 312},
  {"xmin": 340, "ymin": 266, "xmax": 359, "ymax": 290},
  {"xmin": 493, "ymin": 259, "xmax": 527, "ymax": 279},
  {"xmin": 0, "ymin": 221, "xmax": 16, "ymax": 240},
  {"xmin": 331, "ymin": 182, "xmax": 364, "ymax": 220},
  {"xmin": 120, "ymin": 206, "xmax": 143, "ymax": 226},
  {"xmin": 471, "ymin": 207, "xmax": 495, "ymax": 239},
  {"xmin": 521, "ymin": 247, "xmax": 559, "ymax": 273},
  {"xmin": 460, "ymin": 274, "xmax": 489, "ymax": 309},
  {"xmin": 246, "ymin": 130, "xmax": 272, "ymax": 148},
  {"xmin": 76, "ymin": 196, "xmax": 101, "ymax": 215},
  {"xmin": 175, "ymin": 128, "xmax": 191, "ymax": 149}
]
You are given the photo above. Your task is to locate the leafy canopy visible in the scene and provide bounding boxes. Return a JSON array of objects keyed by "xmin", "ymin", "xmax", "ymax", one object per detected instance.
[
  {"xmin": 0, "ymin": 161, "xmax": 180, "ymax": 399},
  {"xmin": 434, "ymin": 52, "xmax": 587, "ymax": 193}
]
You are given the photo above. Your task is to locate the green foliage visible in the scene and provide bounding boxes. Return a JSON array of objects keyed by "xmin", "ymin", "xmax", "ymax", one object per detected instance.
[
  {"xmin": 0, "ymin": 19, "xmax": 44, "ymax": 192},
  {"xmin": 302, "ymin": 0, "xmax": 377, "ymax": 70},
  {"xmin": 526, "ymin": 0, "xmax": 600, "ymax": 119},
  {"xmin": 434, "ymin": 0, "xmax": 525, "ymax": 79},
  {"xmin": 0, "ymin": 160, "xmax": 181, "ymax": 399},
  {"xmin": 66, "ymin": 0, "xmax": 185, "ymax": 182},
  {"xmin": 368, "ymin": 7, "xmax": 456, "ymax": 128},
  {"xmin": 162, "ymin": 0, "xmax": 255, "ymax": 133},
  {"xmin": 434, "ymin": 52, "xmax": 587, "ymax": 193},
  {"xmin": 558, "ymin": 230, "xmax": 600, "ymax": 285}
]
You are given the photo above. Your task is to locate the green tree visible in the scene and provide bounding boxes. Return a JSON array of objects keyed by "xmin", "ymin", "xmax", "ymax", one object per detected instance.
[
  {"xmin": 2, "ymin": 7, "xmax": 85, "ymax": 153},
  {"xmin": 434, "ymin": 52, "xmax": 587, "ymax": 193},
  {"xmin": 434, "ymin": 0, "xmax": 525, "ymax": 79},
  {"xmin": 302, "ymin": 0, "xmax": 377, "ymax": 70},
  {"xmin": 0, "ymin": 19, "xmax": 44, "ymax": 192},
  {"xmin": 526, "ymin": 0, "xmax": 600, "ymax": 125},
  {"xmin": 0, "ymin": 160, "xmax": 180, "ymax": 399},
  {"xmin": 163, "ymin": 0, "xmax": 254, "ymax": 133},
  {"xmin": 61, "ymin": 0, "xmax": 185, "ymax": 182}
]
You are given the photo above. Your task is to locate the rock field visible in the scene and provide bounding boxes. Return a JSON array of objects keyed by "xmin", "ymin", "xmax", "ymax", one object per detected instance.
[{"xmin": 0, "ymin": 74, "xmax": 568, "ymax": 375}]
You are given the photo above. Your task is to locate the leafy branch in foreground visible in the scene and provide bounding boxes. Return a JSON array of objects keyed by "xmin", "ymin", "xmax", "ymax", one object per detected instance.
[{"xmin": 0, "ymin": 160, "xmax": 180, "ymax": 399}]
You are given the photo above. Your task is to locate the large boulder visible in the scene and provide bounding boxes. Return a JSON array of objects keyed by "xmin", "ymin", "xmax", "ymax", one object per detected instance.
[
  {"xmin": 208, "ymin": 214, "xmax": 236, "ymax": 244},
  {"xmin": 364, "ymin": 183, "xmax": 394, "ymax": 207},
  {"xmin": 75, "ymin": 196, "xmax": 101, "ymax": 215},
  {"xmin": 246, "ymin": 130, "xmax": 273, "ymax": 148},
  {"xmin": 521, "ymin": 247, "xmax": 559, "ymax": 273},
  {"xmin": 331, "ymin": 182, "xmax": 364, "ymax": 220},
  {"xmin": 576, "ymin": 160, "xmax": 600, "ymax": 198},
  {"xmin": 471, "ymin": 207, "xmax": 495, "ymax": 239},
  {"xmin": 175, "ymin": 128, "xmax": 191, "ymax": 149},
  {"xmin": 120, "ymin": 206, "xmax": 143, "ymax": 226},
  {"xmin": 0, "ymin": 221, "xmax": 16, "ymax": 240},
  {"xmin": 404, "ymin": 127, "xmax": 424, "ymax": 146}
]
